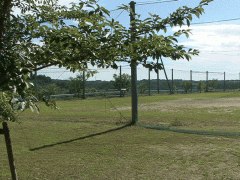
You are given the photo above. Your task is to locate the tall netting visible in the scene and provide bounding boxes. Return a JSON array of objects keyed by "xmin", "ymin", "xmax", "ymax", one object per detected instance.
[
  {"xmin": 137, "ymin": 68, "xmax": 240, "ymax": 136},
  {"xmin": 27, "ymin": 63, "xmax": 240, "ymax": 136},
  {"xmin": 171, "ymin": 69, "xmax": 191, "ymax": 94}
]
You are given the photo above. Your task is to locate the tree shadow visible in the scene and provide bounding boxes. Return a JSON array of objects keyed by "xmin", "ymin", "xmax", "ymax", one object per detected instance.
[{"xmin": 29, "ymin": 123, "xmax": 132, "ymax": 151}]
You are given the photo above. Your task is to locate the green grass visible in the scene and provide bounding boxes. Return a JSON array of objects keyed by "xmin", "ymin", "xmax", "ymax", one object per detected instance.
[{"xmin": 1, "ymin": 91, "xmax": 240, "ymax": 179}]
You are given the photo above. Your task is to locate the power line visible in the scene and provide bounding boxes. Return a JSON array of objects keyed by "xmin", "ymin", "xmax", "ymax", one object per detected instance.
[
  {"xmin": 115, "ymin": 9, "xmax": 125, "ymax": 20},
  {"xmin": 191, "ymin": 18, "xmax": 240, "ymax": 25},
  {"xmin": 136, "ymin": 0, "xmax": 178, "ymax": 5},
  {"xmin": 110, "ymin": 0, "xmax": 178, "ymax": 11}
]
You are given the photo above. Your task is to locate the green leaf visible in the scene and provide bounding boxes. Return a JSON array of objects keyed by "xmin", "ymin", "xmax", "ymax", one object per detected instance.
[
  {"xmin": 172, "ymin": 38, "xmax": 178, "ymax": 43},
  {"xmin": 149, "ymin": 12, "xmax": 153, "ymax": 17},
  {"xmin": 164, "ymin": 27, "xmax": 167, "ymax": 33},
  {"xmin": 194, "ymin": 12, "xmax": 200, "ymax": 18},
  {"xmin": 187, "ymin": 19, "xmax": 190, "ymax": 27},
  {"xmin": 188, "ymin": 14, "xmax": 192, "ymax": 21},
  {"xmin": 89, "ymin": 11, "xmax": 94, "ymax": 16}
]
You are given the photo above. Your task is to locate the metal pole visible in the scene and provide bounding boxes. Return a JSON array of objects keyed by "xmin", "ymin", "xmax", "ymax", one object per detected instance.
[
  {"xmin": 120, "ymin": 65, "xmax": 122, "ymax": 97},
  {"xmin": 82, "ymin": 71, "xmax": 86, "ymax": 99},
  {"xmin": 157, "ymin": 59, "xmax": 159, "ymax": 94},
  {"xmin": 130, "ymin": 1, "xmax": 138, "ymax": 125},
  {"xmin": 172, "ymin": 69, "xmax": 174, "ymax": 94},
  {"xmin": 224, "ymin": 72, "xmax": 226, "ymax": 92},
  {"xmin": 239, "ymin": 72, "xmax": 240, "ymax": 89},
  {"xmin": 190, "ymin": 70, "xmax": 192, "ymax": 93},
  {"xmin": 148, "ymin": 68, "xmax": 151, "ymax": 96},
  {"xmin": 206, "ymin": 71, "xmax": 208, "ymax": 92}
]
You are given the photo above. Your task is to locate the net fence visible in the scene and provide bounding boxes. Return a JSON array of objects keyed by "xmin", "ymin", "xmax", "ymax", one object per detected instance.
[{"xmin": 32, "ymin": 65, "xmax": 240, "ymax": 137}]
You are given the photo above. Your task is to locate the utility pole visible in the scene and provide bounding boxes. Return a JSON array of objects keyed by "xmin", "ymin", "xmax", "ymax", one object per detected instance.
[{"xmin": 130, "ymin": 1, "xmax": 138, "ymax": 125}]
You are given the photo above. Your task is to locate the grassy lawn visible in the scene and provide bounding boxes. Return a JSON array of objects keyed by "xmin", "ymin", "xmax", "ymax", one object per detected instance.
[{"xmin": 1, "ymin": 91, "xmax": 240, "ymax": 179}]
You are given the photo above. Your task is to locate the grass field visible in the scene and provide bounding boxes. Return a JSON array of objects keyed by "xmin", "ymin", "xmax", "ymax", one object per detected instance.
[{"xmin": 1, "ymin": 91, "xmax": 240, "ymax": 179}]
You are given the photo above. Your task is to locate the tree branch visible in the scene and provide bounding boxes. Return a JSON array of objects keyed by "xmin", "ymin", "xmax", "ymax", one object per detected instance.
[{"xmin": 0, "ymin": 0, "xmax": 12, "ymax": 45}]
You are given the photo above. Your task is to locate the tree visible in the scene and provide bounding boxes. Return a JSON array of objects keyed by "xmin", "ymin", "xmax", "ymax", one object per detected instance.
[
  {"xmin": 112, "ymin": 73, "xmax": 131, "ymax": 92},
  {"xmin": 69, "ymin": 75, "xmax": 83, "ymax": 99},
  {"xmin": 138, "ymin": 83, "xmax": 147, "ymax": 96},
  {"xmin": 173, "ymin": 85, "xmax": 178, "ymax": 93},
  {"xmin": 181, "ymin": 81, "xmax": 192, "ymax": 94},
  {"xmin": 69, "ymin": 70, "xmax": 97, "ymax": 99},
  {"xmin": 36, "ymin": 84, "xmax": 63, "ymax": 100},
  {"xmin": 0, "ymin": 0, "xmax": 214, "ymax": 122},
  {"xmin": 197, "ymin": 81, "xmax": 206, "ymax": 93},
  {"xmin": 208, "ymin": 79, "xmax": 218, "ymax": 91}
]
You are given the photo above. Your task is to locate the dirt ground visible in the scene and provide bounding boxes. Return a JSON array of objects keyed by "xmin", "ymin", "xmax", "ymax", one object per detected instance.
[{"xmin": 116, "ymin": 97, "xmax": 240, "ymax": 112}]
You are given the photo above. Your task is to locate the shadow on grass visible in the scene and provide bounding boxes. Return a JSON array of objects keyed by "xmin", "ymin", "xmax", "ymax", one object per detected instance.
[{"xmin": 29, "ymin": 123, "xmax": 133, "ymax": 151}]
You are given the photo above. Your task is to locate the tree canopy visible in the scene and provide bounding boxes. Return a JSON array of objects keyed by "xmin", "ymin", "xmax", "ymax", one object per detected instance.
[
  {"xmin": 0, "ymin": 0, "xmax": 213, "ymax": 121},
  {"xmin": 112, "ymin": 73, "xmax": 131, "ymax": 92}
]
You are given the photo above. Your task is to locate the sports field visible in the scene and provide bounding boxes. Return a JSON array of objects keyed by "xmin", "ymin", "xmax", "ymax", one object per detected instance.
[{"xmin": 1, "ymin": 91, "xmax": 240, "ymax": 179}]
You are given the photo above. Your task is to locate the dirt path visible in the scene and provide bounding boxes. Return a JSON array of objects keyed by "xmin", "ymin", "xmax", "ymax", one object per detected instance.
[{"xmin": 114, "ymin": 97, "xmax": 240, "ymax": 112}]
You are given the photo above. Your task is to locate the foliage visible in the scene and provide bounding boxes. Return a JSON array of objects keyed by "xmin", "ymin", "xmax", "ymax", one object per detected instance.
[
  {"xmin": 36, "ymin": 84, "xmax": 64, "ymax": 99},
  {"xmin": 197, "ymin": 81, "xmax": 206, "ymax": 93},
  {"xmin": 28, "ymin": 75, "xmax": 52, "ymax": 84},
  {"xmin": 55, "ymin": 80, "xmax": 70, "ymax": 90},
  {"xmin": 207, "ymin": 79, "xmax": 218, "ymax": 91},
  {"xmin": 69, "ymin": 70, "xmax": 97, "ymax": 98},
  {"xmin": 112, "ymin": 73, "xmax": 131, "ymax": 92},
  {"xmin": 181, "ymin": 81, "xmax": 192, "ymax": 94},
  {"xmin": 0, "ymin": 88, "xmax": 40, "ymax": 122},
  {"xmin": 138, "ymin": 83, "xmax": 147, "ymax": 95},
  {"xmin": 0, "ymin": 0, "xmax": 214, "ymax": 121},
  {"xmin": 0, "ymin": 92, "xmax": 16, "ymax": 121},
  {"xmin": 173, "ymin": 85, "xmax": 178, "ymax": 93},
  {"xmin": 85, "ymin": 87, "xmax": 98, "ymax": 93}
]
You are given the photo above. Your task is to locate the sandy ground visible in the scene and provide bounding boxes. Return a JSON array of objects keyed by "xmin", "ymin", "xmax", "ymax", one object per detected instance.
[{"xmin": 114, "ymin": 97, "xmax": 240, "ymax": 112}]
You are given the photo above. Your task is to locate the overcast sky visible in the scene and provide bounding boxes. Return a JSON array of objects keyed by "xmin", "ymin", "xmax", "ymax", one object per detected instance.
[{"xmin": 29, "ymin": 0, "xmax": 240, "ymax": 81}]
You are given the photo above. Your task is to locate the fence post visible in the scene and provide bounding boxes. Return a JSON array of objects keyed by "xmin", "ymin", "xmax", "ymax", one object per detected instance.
[
  {"xmin": 157, "ymin": 59, "xmax": 159, "ymax": 94},
  {"xmin": 224, "ymin": 72, "xmax": 226, "ymax": 92},
  {"xmin": 206, "ymin": 71, "xmax": 208, "ymax": 92},
  {"xmin": 82, "ymin": 70, "xmax": 86, "ymax": 99},
  {"xmin": 190, "ymin": 70, "xmax": 192, "ymax": 93},
  {"xmin": 120, "ymin": 65, "xmax": 122, "ymax": 97},
  {"xmin": 1, "ymin": 122, "xmax": 18, "ymax": 180},
  {"xmin": 172, "ymin": 69, "xmax": 174, "ymax": 94},
  {"xmin": 148, "ymin": 68, "xmax": 151, "ymax": 96},
  {"xmin": 239, "ymin": 72, "xmax": 240, "ymax": 89}
]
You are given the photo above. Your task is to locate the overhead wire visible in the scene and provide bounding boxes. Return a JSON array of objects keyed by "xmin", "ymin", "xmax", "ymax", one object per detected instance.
[
  {"xmin": 136, "ymin": 0, "xmax": 179, "ymax": 5},
  {"xmin": 191, "ymin": 18, "xmax": 240, "ymax": 25},
  {"xmin": 110, "ymin": 0, "xmax": 179, "ymax": 11}
]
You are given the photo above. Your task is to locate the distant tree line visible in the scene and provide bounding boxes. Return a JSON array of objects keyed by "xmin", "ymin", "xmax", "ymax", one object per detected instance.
[{"xmin": 26, "ymin": 74, "xmax": 240, "ymax": 99}]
